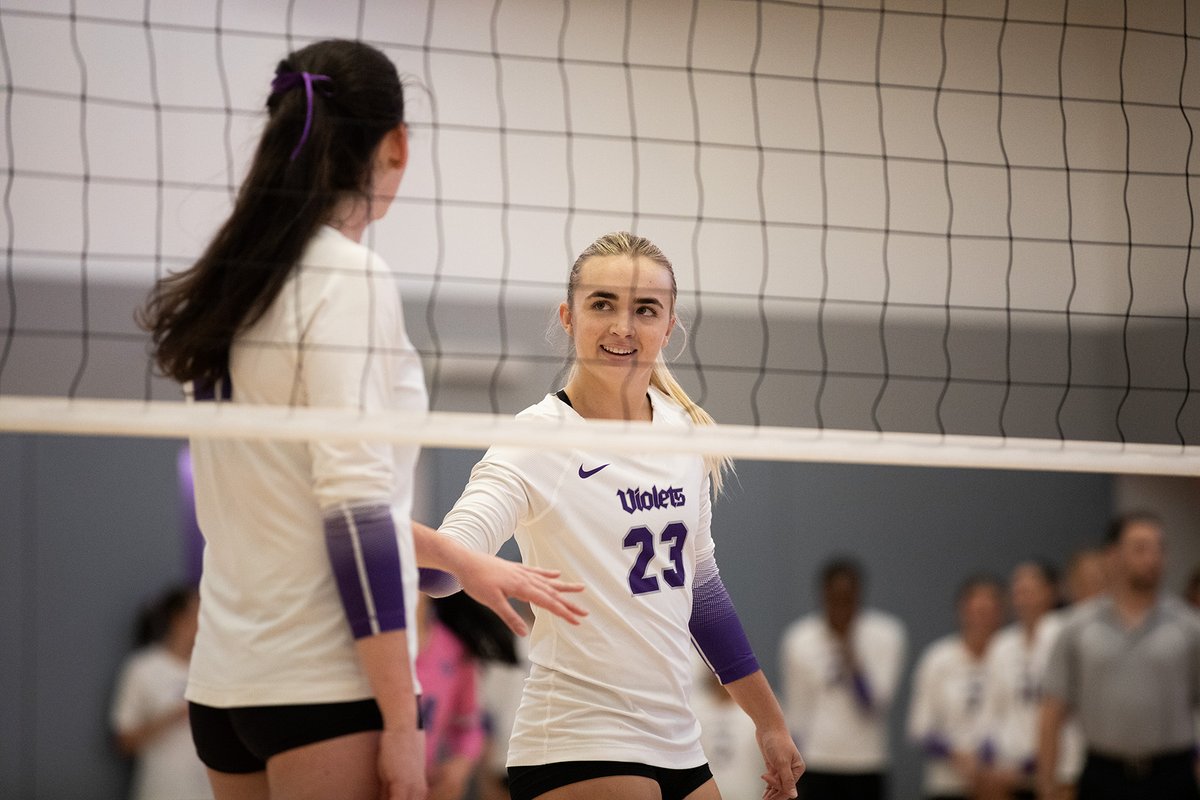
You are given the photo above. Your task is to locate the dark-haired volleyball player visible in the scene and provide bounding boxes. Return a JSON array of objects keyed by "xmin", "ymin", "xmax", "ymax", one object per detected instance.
[
  {"xmin": 141, "ymin": 39, "xmax": 583, "ymax": 800},
  {"xmin": 418, "ymin": 232, "xmax": 805, "ymax": 800}
]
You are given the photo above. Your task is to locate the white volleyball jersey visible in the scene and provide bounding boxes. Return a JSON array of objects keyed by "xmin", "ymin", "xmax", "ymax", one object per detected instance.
[
  {"xmin": 186, "ymin": 225, "xmax": 427, "ymax": 708},
  {"xmin": 982, "ymin": 613, "xmax": 1063, "ymax": 771},
  {"xmin": 438, "ymin": 388, "xmax": 713, "ymax": 768},
  {"xmin": 779, "ymin": 610, "xmax": 907, "ymax": 772},
  {"xmin": 906, "ymin": 634, "xmax": 991, "ymax": 797}
]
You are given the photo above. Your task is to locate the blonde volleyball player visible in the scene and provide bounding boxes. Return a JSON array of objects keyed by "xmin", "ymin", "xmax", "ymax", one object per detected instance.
[
  {"xmin": 142, "ymin": 39, "xmax": 584, "ymax": 800},
  {"xmin": 417, "ymin": 232, "xmax": 805, "ymax": 800}
]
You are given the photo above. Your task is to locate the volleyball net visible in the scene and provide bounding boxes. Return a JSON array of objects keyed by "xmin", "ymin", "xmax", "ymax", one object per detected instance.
[{"xmin": 1, "ymin": 0, "xmax": 1199, "ymax": 476}]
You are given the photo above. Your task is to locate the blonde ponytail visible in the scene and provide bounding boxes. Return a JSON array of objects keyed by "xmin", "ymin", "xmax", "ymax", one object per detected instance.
[{"xmin": 649, "ymin": 359, "xmax": 732, "ymax": 496}]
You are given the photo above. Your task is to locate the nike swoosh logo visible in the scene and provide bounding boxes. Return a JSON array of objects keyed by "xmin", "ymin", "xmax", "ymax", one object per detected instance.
[{"xmin": 578, "ymin": 464, "xmax": 609, "ymax": 479}]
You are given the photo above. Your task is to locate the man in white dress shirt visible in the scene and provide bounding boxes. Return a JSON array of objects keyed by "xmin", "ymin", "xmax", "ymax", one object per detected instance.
[{"xmin": 781, "ymin": 558, "xmax": 907, "ymax": 800}]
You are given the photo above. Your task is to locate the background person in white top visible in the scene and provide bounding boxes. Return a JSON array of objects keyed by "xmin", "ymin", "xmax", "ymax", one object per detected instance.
[
  {"xmin": 978, "ymin": 562, "xmax": 1062, "ymax": 800},
  {"xmin": 907, "ymin": 575, "xmax": 1005, "ymax": 800},
  {"xmin": 110, "ymin": 585, "xmax": 212, "ymax": 800},
  {"xmin": 141, "ymin": 39, "xmax": 583, "ymax": 800},
  {"xmin": 690, "ymin": 660, "xmax": 767, "ymax": 800},
  {"xmin": 781, "ymin": 558, "xmax": 908, "ymax": 800},
  {"xmin": 418, "ymin": 232, "xmax": 805, "ymax": 800}
]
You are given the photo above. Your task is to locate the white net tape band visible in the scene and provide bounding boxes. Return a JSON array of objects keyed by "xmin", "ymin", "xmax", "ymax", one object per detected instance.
[{"xmin": 2, "ymin": 395, "xmax": 1197, "ymax": 477}]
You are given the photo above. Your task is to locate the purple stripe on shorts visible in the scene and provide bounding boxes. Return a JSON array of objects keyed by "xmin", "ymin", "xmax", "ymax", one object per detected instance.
[
  {"xmin": 324, "ymin": 505, "xmax": 407, "ymax": 638},
  {"xmin": 690, "ymin": 557, "xmax": 760, "ymax": 684}
]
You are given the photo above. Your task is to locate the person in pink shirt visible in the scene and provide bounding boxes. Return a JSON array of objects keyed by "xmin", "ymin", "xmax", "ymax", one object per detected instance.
[{"xmin": 417, "ymin": 592, "xmax": 518, "ymax": 800}]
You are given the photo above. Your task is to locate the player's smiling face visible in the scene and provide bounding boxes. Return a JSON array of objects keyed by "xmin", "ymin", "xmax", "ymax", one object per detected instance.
[{"xmin": 560, "ymin": 254, "xmax": 676, "ymax": 388}]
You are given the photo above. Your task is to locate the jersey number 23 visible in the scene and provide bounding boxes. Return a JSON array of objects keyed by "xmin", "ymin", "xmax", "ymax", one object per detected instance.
[{"xmin": 623, "ymin": 522, "xmax": 688, "ymax": 595}]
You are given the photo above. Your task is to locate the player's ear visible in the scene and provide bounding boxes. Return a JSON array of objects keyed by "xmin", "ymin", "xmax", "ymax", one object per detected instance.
[
  {"xmin": 384, "ymin": 123, "xmax": 408, "ymax": 172},
  {"xmin": 559, "ymin": 301, "xmax": 573, "ymax": 336}
]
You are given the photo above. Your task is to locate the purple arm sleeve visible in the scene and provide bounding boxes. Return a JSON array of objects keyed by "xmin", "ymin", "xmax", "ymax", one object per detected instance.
[
  {"xmin": 851, "ymin": 670, "xmax": 875, "ymax": 711},
  {"xmin": 176, "ymin": 446, "xmax": 204, "ymax": 585},
  {"xmin": 323, "ymin": 504, "xmax": 407, "ymax": 639},
  {"xmin": 418, "ymin": 567, "xmax": 462, "ymax": 598},
  {"xmin": 690, "ymin": 553, "xmax": 760, "ymax": 684}
]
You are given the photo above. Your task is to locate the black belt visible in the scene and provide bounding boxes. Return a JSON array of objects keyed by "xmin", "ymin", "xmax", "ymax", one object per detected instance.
[{"xmin": 1086, "ymin": 748, "xmax": 1195, "ymax": 779}]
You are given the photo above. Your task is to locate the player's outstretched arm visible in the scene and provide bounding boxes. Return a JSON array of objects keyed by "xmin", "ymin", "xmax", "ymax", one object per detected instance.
[
  {"xmin": 723, "ymin": 670, "xmax": 805, "ymax": 800},
  {"xmin": 412, "ymin": 521, "xmax": 587, "ymax": 636}
]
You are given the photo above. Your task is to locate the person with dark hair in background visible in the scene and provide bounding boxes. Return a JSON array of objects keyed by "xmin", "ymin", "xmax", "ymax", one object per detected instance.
[
  {"xmin": 110, "ymin": 585, "xmax": 212, "ymax": 800},
  {"xmin": 1063, "ymin": 550, "xmax": 1107, "ymax": 608},
  {"xmin": 979, "ymin": 561, "xmax": 1063, "ymax": 799},
  {"xmin": 1036, "ymin": 512, "xmax": 1200, "ymax": 800},
  {"xmin": 1052, "ymin": 548, "xmax": 1110, "ymax": 797},
  {"xmin": 416, "ymin": 592, "xmax": 518, "ymax": 800},
  {"xmin": 781, "ymin": 558, "xmax": 907, "ymax": 800},
  {"xmin": 140, "ymin": 38, "xmax": 584, "ymax": 800},
  {"xmin": 908, "ymin": 575, "xmax": 1005, "ymax": 800},
  {"xmin": 1186, "ymin": 564, "xmax": 1200, "ymax": 610}
]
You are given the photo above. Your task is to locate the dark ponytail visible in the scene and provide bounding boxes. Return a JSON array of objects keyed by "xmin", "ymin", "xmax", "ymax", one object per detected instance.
[
  {"xmin": 133, "ymin": 585, "xmax": 197, "ymax": 648},
  {"xmin": 139, "ymin": 39, "xmax": 405, "ymax": 386},
  {"xmin": 432, "ymin": 593, "xmax": 518, "ymax": 665}
]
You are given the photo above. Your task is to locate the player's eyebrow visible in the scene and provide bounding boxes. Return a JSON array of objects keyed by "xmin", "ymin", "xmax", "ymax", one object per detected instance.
[{"xmin": 584, "ymin": 289, "xmax": 666, "ymax": 308}]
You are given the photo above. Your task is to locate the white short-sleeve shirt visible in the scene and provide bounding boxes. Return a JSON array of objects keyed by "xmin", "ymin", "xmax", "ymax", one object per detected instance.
[
  {"xmin": 111, "ymin": 646, "xmax": 213, "ymax": 800},
  {"xmin": 982, "ymin": 613, "xmax": 1063, "ymax": 771},
  {"xmin": 780, "ymin": 609, "xmax": 907, "ymax": 772},
  {"xmin": 906, "ymin": 634, "xmax": 990, "ymax": 796}
]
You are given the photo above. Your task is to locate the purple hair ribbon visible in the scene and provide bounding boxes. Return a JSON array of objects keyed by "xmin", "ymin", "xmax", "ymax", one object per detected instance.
[{"xmin": 271, "ymin": 70, "xmax": 332, "ymax": 161}]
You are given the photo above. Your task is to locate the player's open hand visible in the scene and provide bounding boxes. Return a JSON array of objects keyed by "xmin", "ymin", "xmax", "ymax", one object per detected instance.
[
  {"xmin": 457, "ymin": 549, "xmax": 587, "ymax": 636},
  {"xmin": 757, "ymin": 725, "xmax": 804, "ymax": 800}
]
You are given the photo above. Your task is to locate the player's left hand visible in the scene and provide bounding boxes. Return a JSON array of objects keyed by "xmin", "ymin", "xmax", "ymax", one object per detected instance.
[
  {"xmin": 456, "ymin": 549, "xmax": 587, "ymax": 636},
  {"xmin": 757, "ymin": 725, "xmax": 804, "ymax": 800}
]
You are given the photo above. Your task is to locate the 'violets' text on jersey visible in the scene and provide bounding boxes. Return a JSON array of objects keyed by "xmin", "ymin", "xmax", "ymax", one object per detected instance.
[{"xmin": 617, "ymin": 485, "xmax": 686, "ymax": 514}]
